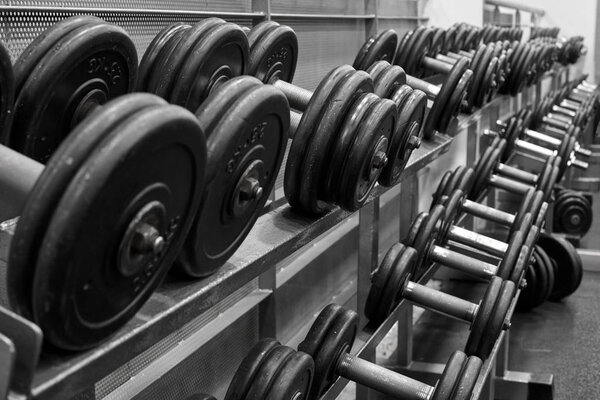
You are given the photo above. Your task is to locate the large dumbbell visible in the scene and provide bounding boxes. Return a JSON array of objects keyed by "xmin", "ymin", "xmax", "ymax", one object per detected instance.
[
  {"xmin": 2, "ymin": 16, "xmax": 138, "ymax": 163},
  {"xmin": 470, "ymin": 137, "xmax": 560, "ymax": 202},
  {"xmin": 553, "ymin": 188, "xmax": 593, "ymax": 236},
  {"xmin": 245, "ymin": 21, "xmax": 403, "ymax": 213},
  {"xmin": 0, "ymin": 93, "xmax": 207, "ymax": 350},
  {"xmin": 299, "ymin": 303, "xmax": 483, "ymax": 400},
  {"xmin": 433, "ymin": 167, "xmax": 547, "ymax": 235},
  {"xmin": 353, "ymin": 29, "xmax": 473, "ymax": 140},
  {"xmin": 225, "ymin": 338, "xmax": 314, "ymax": 400},
  {"xmin": 365, "ymin": 242, "xmax": 514, "ymax": 359},
  {"xmin": 395, "ymin": 26, "xmax": 499, "ymax": 111},
  {"xmin": 403, "ymin": 205, "xmax": 530, "ymax": 288},
  {"xmin": 137, "ymin": 19, "xmax": 289, "ymax": 276}
]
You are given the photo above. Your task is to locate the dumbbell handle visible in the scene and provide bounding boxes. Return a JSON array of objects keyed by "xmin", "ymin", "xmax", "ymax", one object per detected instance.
[
  {"xmin": 406, "ymin": 75, "xmax": 441, "ymax": 98},
  {"xmin": 422, "ymin": 56, "xmax": 453, "ymax": 75},
  {"xmin": 542, "ymin": 115, "xmax": 570, "ymax": 131},
  {"xmin": 404, "ymin": 280, "xmax": 479, "ymax": 322},
  {"xmin": 489, "ymin": 174, "xmax": 533, "ymax": 195},
  {"xmin": 496, "ymin": 162, "xmax": 539, "ymax": 185},
  {"xmin": 559, "ymin": 100, "xmax": 581, "ymax": 111},
  {"xmin": 461, "ymin": 199, "xmax": 515, "ymax": 226},
  {"xmin": 273, "ymin": 79, "xmax": 312, "ymax": 111},
  {"xmin": 289, "ymin": 110, "xmax": 302, "ymax": 138},
  {"xmin": 551, "ymin": 105, "xmax": 577, "ymax": 118},
  {"xmin": 436, "ymin": 53, "xmax": 459, "ymax": 65},
  {"xmin": 430, "ymin": 245, "xmax": 498, "ymax": 280},
  {"xmin": 446, "ymin": 225, "xmax": 508, "ymax": 258},
  {"xmin": 0, "ymin": 145, "xmax": 44, "ymax": 221},
  {"xmin": 337, "ymin": 353, "xmax": 434, "ymax": 400},
  {"xmin": 546, "ymin": 112, "xmax": 573, "ymax": 125},
  {"xmin": 524, "ymin": 128, "xmax": 592, "ymax": 158}
]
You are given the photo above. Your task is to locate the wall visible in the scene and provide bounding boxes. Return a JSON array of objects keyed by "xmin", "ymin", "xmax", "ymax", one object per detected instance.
[{"xmin": 422, "ymin": 0, "xmax": 484, "ymax": 27}]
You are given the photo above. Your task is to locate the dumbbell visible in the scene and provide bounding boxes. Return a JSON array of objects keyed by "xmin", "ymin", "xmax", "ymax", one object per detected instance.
[
  {"xmin": 244, "ymin": 21, "xmax": 400, "ymax": 213},
  {"xmin": 137, "ymin": 19, "xmax": 290, "ymax": 276},
  {"xmin": 353, "ymin": 29, "xmax": 473, "ymax": 140},
  {"xmin": 365, "ymin": 242, "xmax": 515, "ymax": 359},
  {"xmin": 0, "ymin": 92, "xmax": 207, "ymax": 350},
  {"xmin": 553, "ymin": 188, "xmax": 593, "ymax": 236},
  {"xmin": 494, "ymin": 115, "xmax": 589, "ymax": 182},
  {"xmin": 403, "ymin": 204, "xmax": 531, "ymax": 290},
  {"xmin": 225, "ymin": 338, "xmax": 314, "ymax": 400},
  {"xmin": 433, "ymin": 167, "xmax": 547, "ymax": 234},
  {"xmin": 470, "ymin": 137, "xmax": 560, "ymax": 202},
  {"xmin": 299, "ymin": 303, "xmax": 483, "ymax": 399},
  {"xmin": 2, "ymin": 16, "xmax": 138, "ymax": 163},
  {"xmin": 395, "ymin": 26, "xmax": 499, "ymax": 111},
  {"xmin": 364, "ymin": 60, "xmax": 428, "ymax": 184}
]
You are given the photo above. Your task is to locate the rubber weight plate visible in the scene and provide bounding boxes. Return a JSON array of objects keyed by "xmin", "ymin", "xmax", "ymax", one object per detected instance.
[
  {"xmin": 431, "ymin": 351, "xmax": 467, "ymax": 400},
  {"xmin": 178, "ymin": 77, "xmax": 288, "ymax": 277},
  {"xmin": 539, "ymin": 232, "xmax": 583, "ymax": 301},
  {"xmin": 10, "ymin": 19, "xmax": 137, "ymax": 163},
  {"xmin": 31, "ymin": 97, "xmax": 206, "ymax": 350},
  {"xmin": 247, "ymin": 21, "xmax": 298, "ymax": 84},
  {"xmin": 353, "ymin": 29, "xmax": 398, "ymax": 71},
  {"xmin": 7, "ymin": 94, "xmax": 164, "ymax": 321}
]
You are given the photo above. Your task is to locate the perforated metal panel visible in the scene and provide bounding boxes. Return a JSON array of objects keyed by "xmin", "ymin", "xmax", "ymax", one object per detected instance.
[
  {"xmin": 0, "ymin": 9, "xmax": 254, "ymax": 62},
  {"xmin": 271, "ymin": 0, "xmax": 365, "ymax": 15}
]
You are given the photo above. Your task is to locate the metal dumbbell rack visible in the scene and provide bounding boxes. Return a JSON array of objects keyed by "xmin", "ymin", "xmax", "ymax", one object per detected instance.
[{"xmin": 0, "ymin": 3, "xmax": 590, "ymax": 400}]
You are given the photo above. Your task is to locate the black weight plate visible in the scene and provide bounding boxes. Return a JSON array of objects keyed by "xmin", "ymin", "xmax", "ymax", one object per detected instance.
[
  {"xmin": 186, "ymin": 395, "xmax": 217, "ymax": 400},
  {"xmin": 439, "ymin": 68, "xmax": 473, "ymax": 131},
  {"xmin": 244, "ymin": 345, "xmax": 296, "ymax": 399},
  {"xmin": 474, "ymin": 280, "xmax": 514, "ymax": 359},
  {"xmin": 508, "ymin": 244, "xmax": 531, "ymax": 286},
  {"xmin": 508, "ymin": 188, "xmax": 534, "ymax": 237},
  {"xmin": 540, "ymin": 232, "xmax": 583, "ymax": 300},
  {"xmin": 516, "ymin": 260, "xmax": 540, "ymax": 311},
  {"xmin": 178, "ymin": 77, "xmax": 288, "ymax": 277},
  {"xmin": 353, "ymin": 36, "xmax": 375, "ymax": 71},
  {"xmin": 379, "ymin": 87, "xmax": 426, "ymax": 186},
  {"xmin": 496, "ymin": 230, "xmax": 524, "ymax": 280},
  {"xmin": 475, "ymin": 56, "xmax": 499, "ymax": 108},
  {"xmin": 365, "ymin": 242, "xmax": 404, "ymax": 323},
  {"xmin": 470, "ymin": 140, "xmax": 498, "ymax": 199},
  {"xmin": 338, "ymin": 97, "xmax": 396, "ymax": 210},
  {"xmin": 171, "ymin": 22, "xmax": 249, "ymax": 111},
  {"xmin": 147, "ymin": 18, "xmax": 223, "ymax": 101},
  {"xmin": 355, "ymin": 29, "xmax": 398, "ymax": 71},
  {"xmin": 0, "ymin": 41, "xmax": 14, "ymax": 141},
  {"xmin": 7, "ymin": 94, "xmax": 164, "ymax": 320},
  {"xmin": 463, "ymin": 45, "xmax": 487, "ymax": 110},
  {"xmin": 394, "ymin": 30, "xmax": 415, "ymax": 69},
  {"xmin": 530, "ymin": 190, "xmax": 547, "ymax": 229},
  {"xmin": 446, "ymin": 166, "xmax": 468, "ymax": 199},
  {"xmin": 137, "ymin": 23, "xmax": 190, "ymax": 92},
  {"xmin": 300, "ymin": 305, "xmax": 359, "ymax": 399},
  {"xmin": 432, "ymin": 170, "xmax": 454, "ymax": 206},
  {"xmin": 248, "ymin": 21, "xmax": 297, "ymax": 84},
  {"xmin": 531, "ymin": 246, "xmax": 551, "ymax": 308},
  {"xmin": 267, "ymin": 350, "xmax": 314, "ymax": 400},
  {"xmin": 450, "ymin": 356, "xmax": 483, "ymax": 399},
  {"xmin": 10, "ymin": 22, "xmax": 137, "ymax": 163},
  {"xmin": 423, "ymin": 57, "xmax": 470, "ymax": 139},
  {"xmin": 368, "ymin": 62, "xmax": 407, "ymax": 98},
  {"xmin": 322, "ymin": 93, "xmax": 378, "ymax": 204},
  {"xmin": 403, "ymin": 212, "xmax": 428, "ymax": 248},
  {"xmin": 413, "ymin": 205, "xmax": 445, "ymax": 272},
  {"xmin": 554, "ymin": 193, "xmax": 593, "ymax": 235},
  {"xmin": 31, "ymin": 100, "xmax": 206, "ymax": 350},
  {"xmin": 284, "ymin": 65, "xmax": 353, "ymax": 212},
  {"xmin": 13, "ymin": 15, "xmax": 103, "ymax": 96},
  {"xmin": 535, "ymin": 244, "xmax": 556, "ymax": 305},
  {"xmin": 370, "ymin": 245, "xmax": 418, "ymax": 325},
  {"xmin": 406, "ymin": 26, "xmax": 432, "ymax": 77},
  {"xmin": 224, "ymin": 338, "xmax": 280, "ymax": 400},
  {"xmin": 464, "ymin": 277, "xmax": 501, "ymax": 357},
  {"xmin": 299, "ymin": 70, "xmax": 373, "ymax": 215},
  {"xmin": 458, "ymin": 167, "xmax": 475, "ymax": 195},
  {"xmin": 431, "ymin": 351, "xmax": 467, "ymax": 400}
]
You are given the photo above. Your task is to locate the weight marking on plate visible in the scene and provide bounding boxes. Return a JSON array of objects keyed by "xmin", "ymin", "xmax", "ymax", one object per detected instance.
[{"xmin": 226, "ymin": 121, "xmax": 267, "ymax": 173}]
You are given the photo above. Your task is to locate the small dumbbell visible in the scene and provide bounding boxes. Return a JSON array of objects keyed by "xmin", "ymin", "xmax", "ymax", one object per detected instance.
[
  {"xmin": 299, "ymin": 303, "xmax": 483, "ymax": 399},
  {"xmin": 245, "ymin": 21, "xmax": 399, "ymax": 213},
  {"xmin": 364, "ymin": 242, "xmax": 515, "ymax": 359},
  {"xmin": 433, "ymin": 167, "xmax": 548, "ymax": 234},
  {"xmin": 353, "ymin": 29, "xmax": 473, "ymax": 139},
  {"xmin": 403, "ymin": 205, "xmax": 530, "ymax": 288},
  {"xmin": 225, "ymin": 338, "xmax": 314, "ymax": 400},
  {"xmin": 470, "ymin": 137, "xmax": 560, "ymax": 202}
]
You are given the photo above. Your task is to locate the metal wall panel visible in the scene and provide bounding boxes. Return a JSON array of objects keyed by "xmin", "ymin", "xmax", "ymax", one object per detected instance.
[
  {"xmin": 6, "ymin": 0, "xmax": 252, "ymax": 12},
  {"xmin": 378, "ymin": 0, "xmax": 418, "ymax": 16},
  {"xmin": 270, "ymin": 0, "xmax": 366, "ymax": 15}
]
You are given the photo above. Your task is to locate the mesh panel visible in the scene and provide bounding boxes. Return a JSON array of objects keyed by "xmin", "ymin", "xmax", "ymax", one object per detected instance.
[
  {"xmin": 6, "ymin": 1, "xmax": 252, "ymax": 12},
  {"xmin": 95, "ymin": 280, "xmax": 258, "ymax": 399},
  {"xmin": 271, "ymin": 0, "xmax": 365, "ymax": 15},
  {"xmin": 0, "ymin": 10, "xmax": 254, "ymax": 62}
]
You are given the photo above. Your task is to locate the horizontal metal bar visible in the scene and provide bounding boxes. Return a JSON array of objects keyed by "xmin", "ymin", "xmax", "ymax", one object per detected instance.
[
  {"xmin": 0, "ymin": 5, "xmax": 264, "ymax": 18},
  {"xmin": 270, "ymin": 12, "xmax": 376, "ymax": 19},
  {"xmin": 484, "ymin": 0, "xmax": 546, "ymax": 15},
  {"xmin": 377, "ymin": 16, "xmax": 430, "ymax": 21}
]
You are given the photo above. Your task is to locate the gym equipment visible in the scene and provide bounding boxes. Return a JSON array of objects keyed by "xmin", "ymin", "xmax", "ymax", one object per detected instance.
[
  {"xmin": 353, "ymin": 29, "xmax": 473, "ymax": 140},
  {"xmin": 553, "ymin": 188, "xmax": 593, "ymax": 236},
  {"xmin": 299, "ymin": 303, "xmax": 483, "ymax": 400},
  {"xmin": 364, "ymin": 242, "xmax": 515, "ymax": 359}
]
